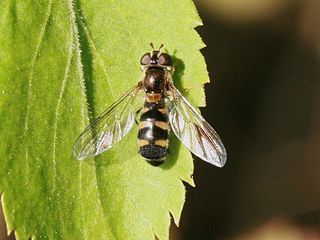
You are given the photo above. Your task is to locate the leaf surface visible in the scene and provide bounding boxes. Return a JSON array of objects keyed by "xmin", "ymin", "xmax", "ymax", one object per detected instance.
[{"xmin": 0, "ymin": 1, "xmax": 209, "ymax": 239}]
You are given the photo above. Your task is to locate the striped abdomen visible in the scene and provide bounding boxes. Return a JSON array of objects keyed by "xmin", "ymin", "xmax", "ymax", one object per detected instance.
[{"xmin": 138, "ymin": 98, "xmax": 169, "ymax": 165}]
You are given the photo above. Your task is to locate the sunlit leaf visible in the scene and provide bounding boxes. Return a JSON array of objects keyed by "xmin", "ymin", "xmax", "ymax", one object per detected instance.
[{"xmin": 0, "ymin": 1, "xmax": 208, "ymax": 239}]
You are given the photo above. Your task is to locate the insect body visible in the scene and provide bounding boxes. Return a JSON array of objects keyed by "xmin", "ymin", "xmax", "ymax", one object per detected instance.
[
  {"xmin": 138, "ymin": 98, "xmax": 168, "ymax": 165},
  {"xmin": 73, "ymin": 43, "xmax": 227, "ymax": 167}
]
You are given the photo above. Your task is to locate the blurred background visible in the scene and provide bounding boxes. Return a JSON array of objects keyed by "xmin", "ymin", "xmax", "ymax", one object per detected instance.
[
  {"xmin": 1, "ymin": 0, "xmax": 320, "ymax": 239},
  {"xmin": 173, "ymin": 0, "xmax": 320, "ymax": 239}
]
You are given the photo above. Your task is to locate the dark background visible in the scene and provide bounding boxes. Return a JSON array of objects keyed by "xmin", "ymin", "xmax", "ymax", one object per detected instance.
[{"xmin": 172, "ymin": 0, "xmax": 320, "ymax": 239}]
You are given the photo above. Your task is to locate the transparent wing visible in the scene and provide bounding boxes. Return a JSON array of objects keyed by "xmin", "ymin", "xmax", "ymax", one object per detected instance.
[
  {"xmin": 168, "ymin": 86, "xmax": 227, "ymax": 167},
  {"xmin": 73, "ymin": 85, "xmax": 144, "ymax": 160}
]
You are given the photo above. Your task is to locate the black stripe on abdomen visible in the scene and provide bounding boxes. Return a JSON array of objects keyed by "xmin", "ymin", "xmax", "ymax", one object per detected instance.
[
  {"xmin": 138, "ymin": 125, "xmax": 168, "ymax": 141},
  {"xmin": 140, "ymin": 109, "xmax": 167, "ymax": 122}
]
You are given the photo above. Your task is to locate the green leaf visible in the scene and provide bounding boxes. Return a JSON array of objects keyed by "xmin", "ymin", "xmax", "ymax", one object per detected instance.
[{"xmin": 0, "ymin": 0, "xmax": 208, "ymax": 239}]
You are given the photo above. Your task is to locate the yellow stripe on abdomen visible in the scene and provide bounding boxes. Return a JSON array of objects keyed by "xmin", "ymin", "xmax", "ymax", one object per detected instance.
[
  {"xmin": 155, "ymin": 121, "xmax": 169, "ymax": 130},
  {"xmin": 154, "ymin": 139, "xmax": 168, "ymax": 148}
]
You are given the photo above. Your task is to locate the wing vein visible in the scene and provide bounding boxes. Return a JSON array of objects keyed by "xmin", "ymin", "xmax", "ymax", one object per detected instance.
[{"xmin": 169, "ymin": 86, "xmax": 227, "ymax": 167}]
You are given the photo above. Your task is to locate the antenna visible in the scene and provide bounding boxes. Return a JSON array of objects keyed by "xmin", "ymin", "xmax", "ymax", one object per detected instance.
[{"xmin": 150, "ymin": 43, "xmax": 164, "ymax": 51}]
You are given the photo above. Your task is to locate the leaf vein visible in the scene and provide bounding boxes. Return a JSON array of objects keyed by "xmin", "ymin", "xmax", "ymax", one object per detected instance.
[
  {"xmin": 51, "ymin": 41, "xmax": 73, "ymax": 191},
  {"xmin": 67, "ymin": 0, "xmax": 111, "ymax": 238},
  {"xmin": 76, "ymin": 11, "xmax": 115, "ymax": 100},
  {"xmin": 24, "ymin": 0, "xmax": 52, "ymax": 187}
]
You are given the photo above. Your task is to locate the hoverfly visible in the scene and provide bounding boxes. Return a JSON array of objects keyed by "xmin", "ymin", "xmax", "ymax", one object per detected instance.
[{"xmin": 73, "ymin": 43, "xmax": 227, "ymax": 167}]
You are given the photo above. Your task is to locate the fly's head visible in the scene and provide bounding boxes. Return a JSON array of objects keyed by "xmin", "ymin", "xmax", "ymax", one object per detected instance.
[{"xmin": 140, "ymin": 43, "xmax": 173, "ymax": 72}]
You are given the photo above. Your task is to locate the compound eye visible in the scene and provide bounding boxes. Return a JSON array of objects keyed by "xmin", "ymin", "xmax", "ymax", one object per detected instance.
[
  {"xmin": 158, "ymin": 53, "xmax": 172, "ymax": 66},
  {"xmin": 140, "ymin": 53, "xmax": 151, "ymax": 65}
]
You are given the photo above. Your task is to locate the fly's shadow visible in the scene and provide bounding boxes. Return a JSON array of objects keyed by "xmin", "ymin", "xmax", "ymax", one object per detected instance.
[{"xmin": 170, "ymin": 49, "xmax": 186, "ymax": 91}]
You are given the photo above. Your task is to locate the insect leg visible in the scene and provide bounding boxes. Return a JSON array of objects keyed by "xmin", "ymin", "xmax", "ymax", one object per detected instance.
[{"xmin": 135, "ymin": 107, "xmax": 143, "ymax": 125}]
